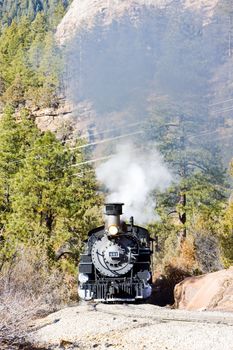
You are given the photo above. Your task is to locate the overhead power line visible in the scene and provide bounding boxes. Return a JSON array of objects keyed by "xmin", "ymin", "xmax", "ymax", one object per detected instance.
[
  {"xmin": 210, "ymin": 106, "xmax": 233, "ymax": 114},
  {"xmin": 78, "ymin": 121, "xmax": 144, "ymax": 139},
  {"xmin": 70, "ymin": 131, "xmax": 143, "ymax": 150},
  {"xmin": 188, "ymin": 129, "xmax": 218, "ymax": 141},
  {"xmin": 204, "ymin": 133, "xmax": 233, "ymax": 143},
  {"xmin": 71, "ymin": 155, "xmax": 112, "ymax": 167},
  {"xmin": 208, "ymin": 98, "xmax": 233, "ymax": 107},
  {"xmin": 4, "ymin": 122, "xmax": 144, "ymax": 165}
]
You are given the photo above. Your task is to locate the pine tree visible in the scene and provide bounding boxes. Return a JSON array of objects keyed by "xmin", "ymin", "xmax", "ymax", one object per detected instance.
[
  {"xmin": 0, "ymin": 12, "xmax": 63, "ymax": 108},
  {"xmin": 2, "ymin": 129, "xmax": 101, "ymax": 263},
  {"xmin": 0, "ymin": 0, "xmax": 71, "ymax": 27},
  {"xmin": 0, "ymin": 107, "xmax": 39, "ymax": 235},
  {"xmin": 0, "ymin": 111, "xmax": 102, "ymax": 269},
  {"xmin": 145, "ymin": 96, "xmax": 228, "ymax": 274},
  {"xmin": 220, "ymin": 161, "xmax": 233, "ymax": 266}
]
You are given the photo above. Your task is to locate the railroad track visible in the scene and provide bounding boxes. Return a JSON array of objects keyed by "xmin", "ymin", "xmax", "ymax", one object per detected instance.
[{"xmin": 95, "ymin": 303, "xmax": 233, "ymax": 327}]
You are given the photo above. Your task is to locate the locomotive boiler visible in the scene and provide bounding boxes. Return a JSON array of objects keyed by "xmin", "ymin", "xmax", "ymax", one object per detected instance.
[{"xmin": 78, "ymin": 203, "xmax": 153, "ymax": 302}]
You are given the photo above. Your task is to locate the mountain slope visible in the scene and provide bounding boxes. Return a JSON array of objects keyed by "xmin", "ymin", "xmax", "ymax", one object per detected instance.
[{"xmin": 54, "ymin": 0, "xmax": 233, "ymax": 163}]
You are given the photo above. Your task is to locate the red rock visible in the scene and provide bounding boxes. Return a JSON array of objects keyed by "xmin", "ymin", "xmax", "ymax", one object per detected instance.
[{"xmin": 174, "ymin": 267, "xmax": 233, "ymax": 311}]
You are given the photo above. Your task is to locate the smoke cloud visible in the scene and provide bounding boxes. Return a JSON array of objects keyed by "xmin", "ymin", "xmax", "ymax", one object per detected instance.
[{"xmin": 96, "ymin": 143, "xmax": 172, "ymax": 225}]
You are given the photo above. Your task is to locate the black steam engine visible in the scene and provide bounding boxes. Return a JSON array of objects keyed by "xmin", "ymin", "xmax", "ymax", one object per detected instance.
[{"xmin": 78, "ymin": 203, "xmax": 153, "ymax": 302}]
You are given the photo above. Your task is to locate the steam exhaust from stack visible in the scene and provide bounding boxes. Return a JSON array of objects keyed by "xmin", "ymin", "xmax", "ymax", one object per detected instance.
[{"xmin": 97, "ymin": 143, "xmax": 172, "ymax": 225}]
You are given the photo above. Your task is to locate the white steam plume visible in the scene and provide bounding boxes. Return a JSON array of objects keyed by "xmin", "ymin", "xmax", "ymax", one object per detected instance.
[{"xmin": 96, "ymin": 143, "xmax": 172, "ymax": 225}]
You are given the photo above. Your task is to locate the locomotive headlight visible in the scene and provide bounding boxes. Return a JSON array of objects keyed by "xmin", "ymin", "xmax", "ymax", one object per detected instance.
[
  {"xmin": 78, "ymin": 273, "xmax": 89, "ymax": 283},
  {"xmin": 108, "ymin": 225, "xmax": 119, "ymax": 235}
]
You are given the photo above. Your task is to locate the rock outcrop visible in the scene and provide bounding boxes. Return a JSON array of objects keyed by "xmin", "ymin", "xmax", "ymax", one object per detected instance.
[
  {"xmin": 31, "ymin": 99, "xmax": 74, "ymax": 133},
  {"xmin": 174, "ymin": 267, "xmax": 233, "ymax": 311},
  {"xmin": 32, "ymin": 99, "xmax": 96, "ymax": 138},
  {"xmin": 56, "ymin": 0, "xmax": 218, "ymax": 45}
]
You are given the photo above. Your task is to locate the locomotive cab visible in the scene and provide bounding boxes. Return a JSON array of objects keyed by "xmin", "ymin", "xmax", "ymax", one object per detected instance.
[{"xmin": 78, "ymin": 203, "xmax": 153, "ymax": 302}]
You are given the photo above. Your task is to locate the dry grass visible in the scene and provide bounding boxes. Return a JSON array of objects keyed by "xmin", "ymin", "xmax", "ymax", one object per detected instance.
[
  {"xmin": 0, "ymin": 247, "xmax": 77, "ymax": 348},
  {"xmin": 152, "ymin": 237, "xmax": 198, "ymax": 306}
]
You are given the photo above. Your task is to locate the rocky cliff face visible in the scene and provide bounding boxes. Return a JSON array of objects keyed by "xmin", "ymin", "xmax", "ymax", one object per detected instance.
[
  {"xmin": 54, "ymin": 0, "xmax": 228, "ymax": 148},
  {"xmin": 56, "ymin": 0, "xmax": 218, "ymax": 45}
]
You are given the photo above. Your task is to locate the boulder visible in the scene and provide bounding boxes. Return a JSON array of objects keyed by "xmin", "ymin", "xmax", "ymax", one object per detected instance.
[{"xmin": 174, "ymin": 267, "xmax": 233, "ymax": 311}]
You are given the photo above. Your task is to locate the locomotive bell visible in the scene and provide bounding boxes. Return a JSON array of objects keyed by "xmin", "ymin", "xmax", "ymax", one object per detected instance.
[{"xmin": 105, "ymin": 203, "xmax": 124, "ymax": 235}]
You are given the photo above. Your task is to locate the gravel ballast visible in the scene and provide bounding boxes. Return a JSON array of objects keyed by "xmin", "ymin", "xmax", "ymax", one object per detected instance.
[{"xmin": 29, "ymin": 303, "xmax": 233, "ymax": 350}]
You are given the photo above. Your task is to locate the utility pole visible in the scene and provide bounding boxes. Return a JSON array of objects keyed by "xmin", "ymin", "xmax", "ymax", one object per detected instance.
[
  {"xmin": 178, "ymin": 115, "xmax": 187, "ymax": 244},
  {"xmin": 228, "ymin": 14, "xmax": 232, "ymax": 57}
]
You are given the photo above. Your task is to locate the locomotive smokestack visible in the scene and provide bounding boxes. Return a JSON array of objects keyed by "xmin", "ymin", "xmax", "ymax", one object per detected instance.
[{"xmin": 105, "ymin": 203, "xmax": 124, "ymax": 233}]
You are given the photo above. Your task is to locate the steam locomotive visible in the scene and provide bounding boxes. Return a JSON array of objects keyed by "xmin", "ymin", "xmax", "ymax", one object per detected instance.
[{"xmin": 78, "ymin": 203, "xmax": 153, "ymax": 302}]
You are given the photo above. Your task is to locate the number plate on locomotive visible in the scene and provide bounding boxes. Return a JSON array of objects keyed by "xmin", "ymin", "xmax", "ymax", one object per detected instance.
[{"xmin": 109, "ymin": 252, "xmax": 119, "ymax": 257}]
